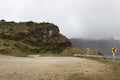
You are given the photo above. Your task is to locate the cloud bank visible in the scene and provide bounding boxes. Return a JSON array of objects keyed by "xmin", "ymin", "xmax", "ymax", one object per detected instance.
[{"xmin": 0, "ymin": 0, "xmax": 120, "ymax": 39}]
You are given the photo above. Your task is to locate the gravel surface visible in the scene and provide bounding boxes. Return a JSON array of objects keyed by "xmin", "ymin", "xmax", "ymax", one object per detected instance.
[{"xmin": 0, "ymin": 55, "xmax": 112, "ymax": 80}]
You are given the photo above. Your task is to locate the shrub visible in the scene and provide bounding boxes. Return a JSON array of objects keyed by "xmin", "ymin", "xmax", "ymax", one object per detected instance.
[{"xmin": 62, "ymin": 47, "xmax": 82, "ymax": 56}]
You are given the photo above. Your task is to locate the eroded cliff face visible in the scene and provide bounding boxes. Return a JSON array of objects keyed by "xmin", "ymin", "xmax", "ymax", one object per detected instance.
[{"xmin": 0, "ymin": 20, "xmax": 72, "ymax": 53}]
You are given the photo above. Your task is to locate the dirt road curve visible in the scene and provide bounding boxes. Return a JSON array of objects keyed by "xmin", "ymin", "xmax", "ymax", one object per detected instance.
[{"xmin": 0, "ymin": 55, "xmax": 112, "ymax": 80}]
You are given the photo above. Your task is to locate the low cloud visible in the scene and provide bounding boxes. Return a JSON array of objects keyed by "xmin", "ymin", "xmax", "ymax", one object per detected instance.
[{"xmin": 0, "ymin": 0, "xmax": 120, "ymax": 39}]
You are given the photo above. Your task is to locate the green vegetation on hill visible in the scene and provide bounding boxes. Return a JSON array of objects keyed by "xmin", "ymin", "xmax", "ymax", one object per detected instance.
[
  {"xmin": 0, "ymin": 39, "xmax": 41, "ymax": 56},
  {"xmin": 62, "ymin": 47, "xmax": 102, "ymax": 56},
  {"xmin": 0, "ymin": 20, "xmax": 72, "ymax": 56},
  {"xmin": 0, "ymin": 20, "xmax": 102, "ymax": 57}
]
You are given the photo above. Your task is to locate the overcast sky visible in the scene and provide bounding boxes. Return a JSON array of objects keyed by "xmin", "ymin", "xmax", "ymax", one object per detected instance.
[{"xmin": 0, "ymin": 0, "xmax": 120, "ymax": 39}]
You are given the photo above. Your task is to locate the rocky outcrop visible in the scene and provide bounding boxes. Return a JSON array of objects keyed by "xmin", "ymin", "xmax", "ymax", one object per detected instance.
[{"xmin": 0, "ymin": 20, "xmax": 72, "ymax": 53}]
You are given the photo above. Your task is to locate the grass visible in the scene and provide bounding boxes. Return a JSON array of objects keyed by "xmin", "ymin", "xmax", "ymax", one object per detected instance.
[
  {"xmin": 89, "ymin": 58, "xmax": 120, "ymax": 80},
  {"xmin": 66, "ymin": 58, "xmax": 120, "ymax": 80},
  {"xmin": 0, "ymin": 39, "xmax": 72, "ymax": 57},
  {"xmin": 67, "ymin": 73, "xmax": 91, "ymax": 80},
  {"xmin": 0, "ymin": 39, "xmax": 57, "ymax": 57},
  {"xmin": 67, "ymin": 73, "xmax": 108, "ymax": 80},
  {"xmin": 40, "ymin": 53, "xmax": 63, "ymax": 56}
]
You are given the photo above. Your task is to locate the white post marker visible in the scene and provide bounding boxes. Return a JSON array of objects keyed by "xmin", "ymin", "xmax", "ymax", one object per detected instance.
[
  {"xmin": 112, "ymin": 48, "xmax": 117, "ymax": 60},
  {"xmin": 113, "ymin": 53, "xmax": 115, "ymax": 60},
  {"xmin": 86, "ymin": 48, "xmax": 90, "ymax": 58}
]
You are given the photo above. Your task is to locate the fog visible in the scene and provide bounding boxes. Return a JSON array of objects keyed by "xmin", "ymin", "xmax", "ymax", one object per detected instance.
[{"xmin": 0, "ymin": 0, "xmax": 120, "ymax": 39}]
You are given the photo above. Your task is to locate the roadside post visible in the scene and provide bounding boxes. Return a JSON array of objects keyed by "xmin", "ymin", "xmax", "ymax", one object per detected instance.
[
  {"xmin": 86, "ymin": 48, "xmax": 90, "ymax": 58},
  {"xmin": 112, "ymin": 48, "xmax": 117, "ymax": 60}
]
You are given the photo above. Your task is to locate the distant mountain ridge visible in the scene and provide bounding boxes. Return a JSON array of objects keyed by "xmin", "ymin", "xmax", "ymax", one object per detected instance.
[{"xmin": 70, "ymin": 38, "xmax": 120, "ymax": 55}]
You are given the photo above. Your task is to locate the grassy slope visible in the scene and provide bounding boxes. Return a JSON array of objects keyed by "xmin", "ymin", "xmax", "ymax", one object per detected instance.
[
  {"xmin": 0, "ymin": 38, "xmax": 102, "ymax": 57},
  {"xmin": 0, "ymin": 21, "xmax": 72, "ymax": 53},
  {"xmin": 0, "ymin": 39, "xmax": 46, "ymax": 57}
]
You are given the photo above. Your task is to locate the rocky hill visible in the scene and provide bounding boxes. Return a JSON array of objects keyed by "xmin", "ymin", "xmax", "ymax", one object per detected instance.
[{"xmin": 0, "ymin": 20, "xmax": 72, "ymax": 56}]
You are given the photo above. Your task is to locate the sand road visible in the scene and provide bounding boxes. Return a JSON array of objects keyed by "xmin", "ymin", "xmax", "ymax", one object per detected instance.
[{"xmin": 0, "ymin": 55, "xmax": 112, "ymax": 80}]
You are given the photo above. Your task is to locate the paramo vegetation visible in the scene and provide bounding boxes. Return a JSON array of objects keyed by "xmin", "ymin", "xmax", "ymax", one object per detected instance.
[{"xmin": 0, "ymin": 20, "xmax": 102, "ymax": 56}]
